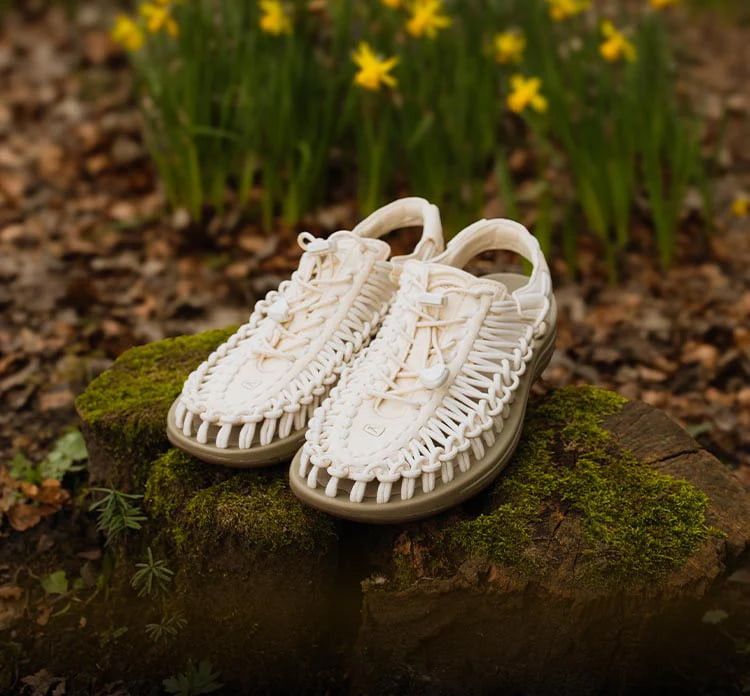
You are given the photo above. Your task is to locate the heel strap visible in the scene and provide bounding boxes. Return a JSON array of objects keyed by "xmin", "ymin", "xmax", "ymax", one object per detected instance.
[
  {"xmin": 434, "ymin": 218, "xmax": 551, "ymax": 304},
  {"xmin": 352, "ymin": 197, "xmax": 444, "ymax": 261}
]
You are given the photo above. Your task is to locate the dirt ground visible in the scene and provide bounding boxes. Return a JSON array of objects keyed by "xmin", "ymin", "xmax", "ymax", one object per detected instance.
[{"xmin": 0, "ymin": 2, "xmax": 748, "ymax": 692}]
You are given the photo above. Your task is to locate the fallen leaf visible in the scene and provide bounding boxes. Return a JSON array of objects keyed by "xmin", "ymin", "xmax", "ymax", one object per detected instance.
[
  {"xmin": 7, "ymin": 503, "xmax": 45, "ymax": 532},
  {"xmin": 35, "ymin": 480, "xmax": 70, "ymax": 507},
  {"xmin": 38, "ymin": 388, "xmax": 74, "ymax": 412},
  {"xmin": 0, "ymin": 585, "xmax": 25, "ymax": 631},
  {"xmin": 36, "ymin": 603, "xmax": 52, "ymax": 627},
  {"xmin": 681, "ymin": 342, "xmax": 719, "ymax": 370},
  {"xmin": 0, "ymin": 586, "xmax": 22, "ymax": 601},
  {"xmin": 21, "ymin": 668, "xmax": 64, "ymax": 695},
  {"xmin": 36, "ymin": 534, "xmax": 54, "ymax": 553},
  {"xmin": 77, "ymin": 548, "xmax": 102, "ymax": 561}
]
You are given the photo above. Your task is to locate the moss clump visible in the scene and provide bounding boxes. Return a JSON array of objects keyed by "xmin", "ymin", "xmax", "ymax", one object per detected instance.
[
  {"xmin": 75, "ymin": 328, "xmax": 235, "ymax": 486},
  {"xmin": 449, "ymin": 386, "xmax": 710, "ymax": 584},
  {"xmin": 143, "ymin": 448, "xmax": 215, "ymax": 522},
  {"xmin": 145, "ymin": 449, "xmax": 336, "ymax": 559}
]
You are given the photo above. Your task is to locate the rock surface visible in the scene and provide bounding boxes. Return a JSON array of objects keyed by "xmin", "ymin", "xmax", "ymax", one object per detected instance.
[{"xmin": 74, "ymin": 329, "xmax": 750, "ymax": 694}]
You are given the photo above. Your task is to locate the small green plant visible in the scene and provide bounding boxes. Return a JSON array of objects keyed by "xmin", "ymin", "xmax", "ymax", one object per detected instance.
[
  {"xmin": 130, "ymin": 547, "xmax": 174, "ymax": 597},
  {"xmin": 89, "ymin": 488, "xmax": 146, "ymax": 545},
  {"xmin": 40, "ymin": 570, "xmax": 69, "ymax": 596},
  {"xmin": 8, "ymin": 452, "xmax": 35, "ymax": 482},
  {"xmin": 163, "ymin": 660, "xmax": 223, "ymax": 696},
  {"xmin": 9, "ymin": 430, "xmax": 87, "ymax": 484},
  {"xmin": 39, "ymin": 430, "xmax": 88, "ymax": 480},
  {"xmin": 98, "ymin": 625, "xmax": 129, "ymax": 649},
  {"xmin": 145, "ymin": 611, "xmax": 187, "ymax": 644}
]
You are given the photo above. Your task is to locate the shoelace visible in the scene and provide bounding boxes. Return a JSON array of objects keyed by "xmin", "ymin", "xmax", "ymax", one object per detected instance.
[
  {"xmin": 252, "ymin": 231, "xmax": 364, "ymax": 363},
  {"xmin": 367, "ymin": 282, "xmax": 482, "ymax": 409}
]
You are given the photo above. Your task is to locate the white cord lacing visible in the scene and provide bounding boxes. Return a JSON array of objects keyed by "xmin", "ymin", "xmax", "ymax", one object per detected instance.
[
  {"xmin": 251, "ymin": 232, "xmax": 357, "ymax": 363},
  {"xmin": 301, "ymin": 271, "xmax": 551, "ymax": 504},
  {"xmin": 174, "ymin": 231, "xmax": 397, "ymax": 449},
  {"xmin": 365, "ymin": 278, "xmax": 496, "ymax": 410}
]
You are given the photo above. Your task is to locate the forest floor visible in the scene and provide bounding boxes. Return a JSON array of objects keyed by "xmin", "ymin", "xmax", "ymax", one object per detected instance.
[{"xmin": 0, "ymin": 2, "xmax": 748, "ymax": 693}]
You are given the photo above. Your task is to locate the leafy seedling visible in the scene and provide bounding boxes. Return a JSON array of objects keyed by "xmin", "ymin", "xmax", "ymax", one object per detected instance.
[
  {"xmin": 163, "ymin": 660, "xmax": 223, "ymax": 696},
  {"xmin": 130, "ymin": 547, "xmax": 174, "ymax": 597},
  {"xmin": 145, "ymin": 611, "xmax": 187, "ymax": 644},
  {"xmin": 89, "ymin": 488, "xmax": 146, "ymax": 545},
  {"xmin": 8, "ymin": 430, "xmax": 88, "ymax": 485},
  {"xmin": 8, "ymin": 452, "xmax": 36, "ymax": 484},
  {"xmin": 39, "ymin": 430, "xmax": 88, "ymax": 480},
  {"xmin": 40, "ymin": 570, "xmax": 69, "ymax": 596}
]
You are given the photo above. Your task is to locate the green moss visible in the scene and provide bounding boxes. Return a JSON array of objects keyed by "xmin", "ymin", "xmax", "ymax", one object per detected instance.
[
  {"xmin": 144, "ymin": 449, "xmax": 214, "ymax": 521},
  {"xmin": 449, "ymin": 386, "xmax": 710, "ymax": 584},
  {"xmin": 75, "ymin": 328, "xmax": 235, "ymax": 486},
  {"xmin": 145, "ymin": 450, "xmax": 336, "ymax": 559}
]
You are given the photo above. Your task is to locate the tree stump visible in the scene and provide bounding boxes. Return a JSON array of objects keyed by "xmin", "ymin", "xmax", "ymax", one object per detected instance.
[{"xmin": 74, "ymin": 329, "xmax": 750, "ymax": 694}]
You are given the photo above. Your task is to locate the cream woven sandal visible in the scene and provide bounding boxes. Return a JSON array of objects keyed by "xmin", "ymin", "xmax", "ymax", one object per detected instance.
[
  {"xmin": 167, "ymin": 198, "xmax": 444, "ymax": 467},
  {"xmin": 289, "ymin": 218, "xmax": 556, "ymax": 522}
]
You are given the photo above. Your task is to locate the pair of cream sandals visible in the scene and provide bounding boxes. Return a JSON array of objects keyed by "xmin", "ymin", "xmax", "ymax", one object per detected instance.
[{"xmin": 167, "ymin": 198, "xmax": 556, "ymax": 523}]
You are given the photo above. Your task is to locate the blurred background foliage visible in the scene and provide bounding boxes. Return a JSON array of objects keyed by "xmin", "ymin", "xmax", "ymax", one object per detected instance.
[{"xmin": 66, "ymin": 0, "xmax": 744, "ymax": 277}]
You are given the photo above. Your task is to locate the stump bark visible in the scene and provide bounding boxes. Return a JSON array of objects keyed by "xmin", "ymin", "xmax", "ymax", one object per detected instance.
[{"xmin": 73, "ymin": 329, "xmax": 750, "ymax": 694}]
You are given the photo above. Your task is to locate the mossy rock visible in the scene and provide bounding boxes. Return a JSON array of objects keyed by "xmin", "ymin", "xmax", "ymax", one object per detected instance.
[
  {"xmin": 354, "ymin": 387, "xmax": 750, "ymax": 695},
  {"xmin": 75, "ymin": 330, "xmax": 340, "ymax": 690},
  {"xmin": 140, "ymin": 452, "xmax": 339, "ymax": 690},
  {"xmin": 74, "ymin": 330, "xmax": 750, "ymax": 694},
  {"xmin": 76, "ymin": 328, "xmax": 235, "ymax": 489},
  {"xmin": 144, "ymin": 448, "xmax": 336, "ymax": 566}
]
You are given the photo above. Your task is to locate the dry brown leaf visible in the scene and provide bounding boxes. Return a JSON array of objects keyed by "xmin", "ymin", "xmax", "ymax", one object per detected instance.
[
  {"xmin": 0, "ymin": 585, "xmax": 23, "ymax": 601},
  {"xmin": 7, "ymin": 503, "xmax": 46, "ymax": 532},
  {"xmin": 0, "ymin": 585, "xmax": 25, "ymax": 631},
  {"xmin": 638, "ymin": 366, "xmax": 668, "ymax": 383},
  {"xmin": 681, "ymin": 342, "xmax": 719, "ymax": 370},
  {"xmin": 36, "ymin": 604, "xmax": 52, "ymax": 627},
  {"xmin": 3, "ymin": 474, "xmax": 69, "ymax": 531},
  {"xmin": 35, "ymin": 480, "xmax": 70, "ymax": 507},
  {"xmin": 238, "ymin": 233, "xmax": 270, "ymax": 254},
  {"xmin": 38, "ymin": 388, "xmax": 74, "ymax": 412},
  {"xmin": 77, "ymin": 549, "xmax": 102, "ymax": 561}
]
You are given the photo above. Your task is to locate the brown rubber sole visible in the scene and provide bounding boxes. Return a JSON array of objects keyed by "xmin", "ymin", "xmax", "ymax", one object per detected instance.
[
  {"xmin": 288, "ymin": 277, "xmax": 557, "ymax": 523},
  {"xmin": 166, "ymin": 400, "xmax": 305, "ymax": 468}
]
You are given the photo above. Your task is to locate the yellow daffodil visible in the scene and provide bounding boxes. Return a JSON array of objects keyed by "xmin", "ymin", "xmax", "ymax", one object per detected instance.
[
  {"xmin": 382, "ymin": 0, "xmax": 402, "ymax": 7},
  {"xmin": 494, "ymin": 31, "xmax": 526, "ymax": 64},
  {"xmin": 352, "ymin": 42, "xmax": 399, "ymax": 92},
  {"xmin": 546, "ymin": 0, "xmax": 591, "ymax": 22},
  {"xmin": 650, "ymin": 0, "xmax": 679, "ymax": 8},
  {"xmin": 139, "ymin": 2, "xmax": 179, "ymax": 38},
  {"xmin": 406, "ymin": 0, "xmax": 452, "ymax": 39},
  {"xmin": 507, "ymin": 74, "xmax": 548, "ymax": 115},
  {"xmin": 111, "ymin": 14, "xmax": 144, "ymax": 52},
  {"xmin": 600, "ymin": 21, "xmax": 637, "ymax": 63},
  {"xmin": 259, "ymin": 0, "xmax": 292, "ymax": 36},
  {"xmin": 732, "ymin": 194, "xmax": 749, "ymax": 218}
]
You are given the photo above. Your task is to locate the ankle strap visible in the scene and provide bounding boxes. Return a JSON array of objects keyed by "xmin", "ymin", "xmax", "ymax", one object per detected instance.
[
  {"xmin": 352, "ymin": 197, "xmax": 443, "ymax": 261},
  {"xmin": 435, "ymin": 218, "xmax": 551, "ymax": 302}
]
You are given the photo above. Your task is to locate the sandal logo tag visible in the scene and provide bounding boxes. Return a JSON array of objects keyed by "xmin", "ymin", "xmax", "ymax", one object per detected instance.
[
  {"xmin": 242, "ymin": 380, "xmax": 260, "ymax": 391},
  {"xmin": 364, "ymin": 424, "xmax": 385, "ymax": 437}
]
